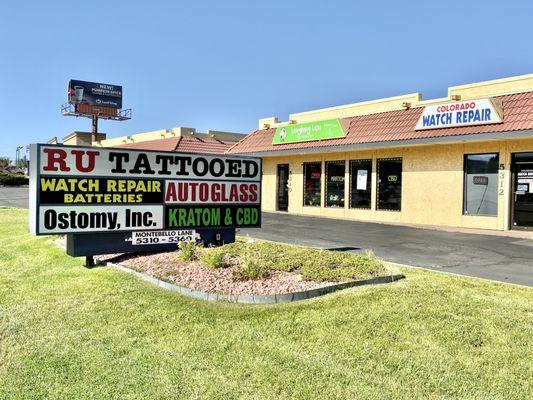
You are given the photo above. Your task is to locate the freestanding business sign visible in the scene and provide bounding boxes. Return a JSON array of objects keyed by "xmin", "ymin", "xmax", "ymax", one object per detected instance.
[
  {"xmin": 272, "ymin": 119, "xmax": 345, "ymax": 145},
  {"xmin": 415, "ymin": 98, "xmax": 503, "ymax": 130},
  {"xmin": 29, "ymin": 144, "xmax": 261, "ymax": 241},
  {"xmin": 68, "ymin": 80, "xmax": 123, "ymax": 109}
]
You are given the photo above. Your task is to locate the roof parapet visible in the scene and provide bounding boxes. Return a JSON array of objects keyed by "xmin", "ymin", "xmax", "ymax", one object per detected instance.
[
  {"xmin": 260, "ymin": 73, "xmax": 533, "ymax": 129},
  {"xmin": 94, "ymin": 126, "xmax": 245, "ymax": 147}
]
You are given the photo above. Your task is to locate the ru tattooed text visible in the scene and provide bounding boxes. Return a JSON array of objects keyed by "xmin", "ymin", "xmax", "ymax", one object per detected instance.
[{"xmin": 42, "ymin": 148, "xmax": 259, "ymax": 179}]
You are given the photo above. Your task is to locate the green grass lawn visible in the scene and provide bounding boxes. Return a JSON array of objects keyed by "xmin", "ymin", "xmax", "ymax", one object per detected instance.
[{"xmin": 0, "ymin": 209, "xmax": 531, "ymax": 399}]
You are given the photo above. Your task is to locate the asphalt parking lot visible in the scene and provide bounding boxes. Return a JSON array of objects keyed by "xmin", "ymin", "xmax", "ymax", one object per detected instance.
[
  {"xmin": 241, "ymin": 212, "xmax": 533, "ymax": 287},
  {"xmin": 1, "ymin": 186, "xmax": 531, "ymax": 286},
  {"xmin": 0, "ymin": 186, "xmax": 28, "ymax": 209}
]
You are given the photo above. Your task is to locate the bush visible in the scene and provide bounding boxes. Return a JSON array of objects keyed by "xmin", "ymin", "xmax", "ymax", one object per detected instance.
[
  {"xmin": 219, "ymin": 240, "xmax": 386, "ymax": 282},
  {"xmin": 0, "ymin": 173, "xmax": 28, "ymax": 186},
  {"xmin": 178, "ymin": 240, "xmax": 199, "ymax": 261},
  {"xmin": 200, "ymin": 248, "xmax": 227, "ymax": 269},
  {"xmin": 179, "ymin": 238, "xmax": 387, "ymax": 283},
  {"xmin": 232, "ymin": 253, "xmax": 268, "ymax": 281},
  {"xmin": 299, "ymin": 249, "xmax": 386, "ymax": 282}
]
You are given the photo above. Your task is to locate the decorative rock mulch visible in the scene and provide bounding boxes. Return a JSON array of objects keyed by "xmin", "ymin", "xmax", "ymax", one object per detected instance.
[
  {"xmin": 55, "ymin": 237, "xmax": 404, "ymax": 303},
  {"xmin": 97, "ymin": 251, "xmax": 338, "ymax": 296}
]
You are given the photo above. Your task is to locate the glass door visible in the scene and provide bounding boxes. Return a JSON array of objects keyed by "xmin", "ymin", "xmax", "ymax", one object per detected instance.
[
  {"xmin": 277, "ymin": 164, "xmax": 289, "ymax": 211},
  {"xmin": 512, "ymin": 152, "xmax": 533, "ymax": 228}
]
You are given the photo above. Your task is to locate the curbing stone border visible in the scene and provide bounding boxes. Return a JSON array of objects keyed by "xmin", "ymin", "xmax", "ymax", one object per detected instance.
[{"xmin": 106, "ymin": 262, "xmax": 405, "ymax": 304}]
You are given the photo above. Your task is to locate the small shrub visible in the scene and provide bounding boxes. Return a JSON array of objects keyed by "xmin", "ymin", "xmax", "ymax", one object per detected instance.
[
  {"xmin": 355, "ymin": 250, "xmax": 385, "ymax": 275},
  {"xmin": 200, "ymin": 249, "xmax": 227, "ymax": 269},
  {"xmin": 232, "ymin": 254, "xmax": 268, "ymax": 281},
  {"xmin": 300, "ymin": 249, "xmax": 386, "ymax": 282},
  {"xmin": 178, "ymin": 240, "xmax": 199, "ymax": 261},
  {"xmin": 209, "ymin": 239, "xmax": 386, "ymax": 282},
  {"xmin": 0, "ymin": 173, "xmax": 28, "ymax": 186},
  {"xmin": 216, "ymin": 242, "xmax": 244, "ymax": 258}
]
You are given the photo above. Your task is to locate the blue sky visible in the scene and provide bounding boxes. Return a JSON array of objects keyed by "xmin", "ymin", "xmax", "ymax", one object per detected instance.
[{"xmin": 1, "ymin": 0, "xmax": 532, "ymax": 159}]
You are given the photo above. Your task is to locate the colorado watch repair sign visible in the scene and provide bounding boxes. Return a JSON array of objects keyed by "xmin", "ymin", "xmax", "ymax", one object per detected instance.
[
  {"xmin": 29, "ymin": 144, "xmax": 261, "ymax": 235},
  {"xmin": 415, "ymin": 98, "xmax": 503, "ymax": 130}
]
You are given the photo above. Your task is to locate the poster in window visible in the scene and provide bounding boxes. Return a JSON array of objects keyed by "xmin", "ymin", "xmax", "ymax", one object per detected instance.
[
  {"xmin": 356, "ymin": 170, "xmax": 368, "ymax": 190},
  {"xmin": 516, "ymin": 184, "xmax": 528, "ymax": 193},
  {"xmin": 518, "ymin": 178, "xmax": 533, "ymax": 193}
]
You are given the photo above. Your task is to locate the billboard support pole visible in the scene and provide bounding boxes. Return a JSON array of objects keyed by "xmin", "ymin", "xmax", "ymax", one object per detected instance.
[
  {"xmin": 89, "ymin": 115, "xmax": 98, "ymax": 263},
  {"xmin": 91, "ymin": 114, "xmax": 98, "ymax": 143}
]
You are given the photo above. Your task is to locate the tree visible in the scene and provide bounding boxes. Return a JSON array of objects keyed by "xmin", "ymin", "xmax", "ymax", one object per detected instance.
[
  {"xmin": 16, "ymin": 156, "xmax": 28, "ymax": 169},
  {"xmin": 0, "ymin": 157, "xmax": 11, "ymax": 169}
]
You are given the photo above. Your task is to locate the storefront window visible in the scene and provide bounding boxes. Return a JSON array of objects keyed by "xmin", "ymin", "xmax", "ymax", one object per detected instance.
[
  {"xmin": 464, "ymin": 153, "xmax": 499, "ymax": 216},
  {"xmin": 377, "ymin": 158, "xmax": 402, "ymax": 211},
  {"xmin": 350, "ymin": 159, "xmax": 372, "ymax": 209},
  {"xmin": 303, "ymin": 162, "xmax": 321, "ymax": 206},
  {"xmin": 325, "ymin": 161, "xmax": 345, "ymax": 207}
]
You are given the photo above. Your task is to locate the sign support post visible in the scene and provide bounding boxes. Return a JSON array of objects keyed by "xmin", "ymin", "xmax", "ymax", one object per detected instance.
[
  {"xmin": 91, "ymin": 114, "xmax": 99, "ymax": 142},
  {"xmin": 85, "ymin": 255, "xmax": 95, "ymax": 268}
]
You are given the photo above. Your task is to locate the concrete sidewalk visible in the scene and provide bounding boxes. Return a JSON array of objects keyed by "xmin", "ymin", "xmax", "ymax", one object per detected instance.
[{"xmin": 240, "ymin": 212, "xmax": 533, "ymax": 287}]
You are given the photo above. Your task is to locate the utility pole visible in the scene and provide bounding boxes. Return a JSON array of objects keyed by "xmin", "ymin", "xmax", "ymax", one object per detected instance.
[{"xmin": 15, "ymin": 146, "xmax": 23, "ymax": 167}]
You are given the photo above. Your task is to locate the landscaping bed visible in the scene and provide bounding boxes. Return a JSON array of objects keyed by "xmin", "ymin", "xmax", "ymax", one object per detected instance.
[{"xmin": 97, "ymin": 238, "xmax": 391, "ymax": 296}]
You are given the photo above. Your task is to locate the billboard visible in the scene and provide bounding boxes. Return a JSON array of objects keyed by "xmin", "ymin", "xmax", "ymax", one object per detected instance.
[
  {"xmin": 68, "ymin": 80, "xmax": 123, "ymax": 109},
  {"xmin": 272, "ymin": 119, "xmax": 345, "ymax": 145},
  {"xmin": 29, "ymin": 144, "xmax": 261, "ymax": 235},
  {"xmin": 415, "ymin": 98, "xmax": 503, "ymax": 130}
]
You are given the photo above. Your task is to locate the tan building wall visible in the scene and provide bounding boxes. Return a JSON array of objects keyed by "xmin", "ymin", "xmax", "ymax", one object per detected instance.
[
  {"xmin": 259, "ymin": 74, "xmax": 533, "ymax": 129},
  {"xmin": 260, "ymin": 137, "xmax": 533, "ymax": 231},
  {"xmin": 62, "ymin": 132, "xmax": 107, "ymax": 147}
]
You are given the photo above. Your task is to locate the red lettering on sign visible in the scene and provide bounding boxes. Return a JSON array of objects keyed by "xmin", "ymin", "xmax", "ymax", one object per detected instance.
[
  {"xmin": 220, "ymin": 184, "xmax": 229, "ymax": 201},
  {"xmin": 229, "ymin": 184, "xmax": 239, "ymax": 202},
  {"xmin": 199, "ymin": 183, "xmax": 209, "ymax": 202},
  {"xmin": 165, "ymin": 182, "xmax": 177, "ymax": 202},
  {"xmin": 239, "ymin": 184, "xmax": 249, "ymax": 202},
  {"xmin": 71, "ymin": 150, "xmax": 100, "ymax": 173},
  {"xmin": 249, "ymin": 184, "xmax": 258, "ymax": 202},
  {"xmin": 42, "ymin": 148, "xmax": 70, "ymax": 172},
  {"xmin": 437, "ymin": 101, "xmax": 478, "ymax": 113},
  {"xmin": 188, "ymin": 182, "xmax": 198, "ymax": 201},
  {"xmin": 211, "ymin": 183, "xmax": 221, "ymax": 202}
]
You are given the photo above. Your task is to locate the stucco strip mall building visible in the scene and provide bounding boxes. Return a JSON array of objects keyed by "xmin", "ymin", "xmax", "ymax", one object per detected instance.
[{"xmin": 227, "ymin": 74, "xmax": 533, "ymax": 231}]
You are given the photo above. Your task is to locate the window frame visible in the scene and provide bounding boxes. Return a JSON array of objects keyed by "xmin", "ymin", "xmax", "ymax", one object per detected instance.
[
  {"xmin": 462, "ymin": 152, "xmax": 499, "ymax": 217},
  {"xmin": 349, "ymin": 159, "xmax": 372, "ymax": 209},
  {"xmin": 302, "ymin": 161, "xmax": 322, "ymax": 207},
  {"xmin": 324, "ymin": 160, "xmax": 346, "ymax": 208},
  {"xmin": 376, "ymin": 157, "xmax": 402, "ymax": 212}
]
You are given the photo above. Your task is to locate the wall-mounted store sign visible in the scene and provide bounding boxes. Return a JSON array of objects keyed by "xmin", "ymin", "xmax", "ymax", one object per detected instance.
[
  {"xmin": 415, "ymin": 98, "xmax": 503, "ymax": 130},
  {"xmin": 29, "ymin": 144, "xmax": 261, "ymax": 235},
  {"xmin": 272, "ymin": 119, "xmax": 345, "ymax": 145}
]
